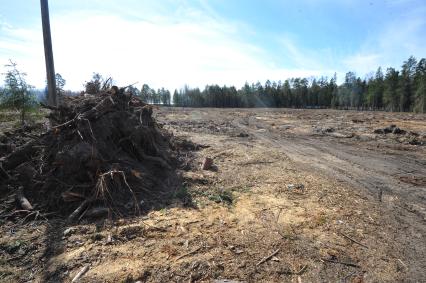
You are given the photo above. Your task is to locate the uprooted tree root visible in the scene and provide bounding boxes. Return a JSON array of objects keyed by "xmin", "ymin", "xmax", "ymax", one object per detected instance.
[{"xmin": 0, "ymin": 88, "xmax": 185, "ymax": 221}]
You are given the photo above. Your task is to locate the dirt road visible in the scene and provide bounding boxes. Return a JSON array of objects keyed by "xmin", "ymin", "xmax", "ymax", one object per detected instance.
[
  {"xmin": 235, "ymin": 113, "xmax": 426, "ymax": 280},
  {"xmin": 159, "ymin": 107, "xmax": 426, "ymax": 282}
]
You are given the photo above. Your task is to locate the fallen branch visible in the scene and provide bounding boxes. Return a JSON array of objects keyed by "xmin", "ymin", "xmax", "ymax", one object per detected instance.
[
  {"xmin": 3, "ymin": 141, "xmax": 38, "ymax": 170},
  {"xmin": 339, "ymin": 232, "xmax": 369, "ymax": 249},
  {"xmin": 256, "ymin": 248, "xmax": 280, "ymax": 266},
  {"xmin": 68, "ymin": 199, "xmax": 92, "ymax": 223},
  {"xmin": 52, "ymin": 114, "xmax": 79, "ymax": 129},
  {"xmin": 321, "ymin": 258, "xmax": 361, "ymax": 268},
  {"xmin": 174, "ymin": 246, "xmax": 202, "ymax": 261},
  {"xmin": 71, "ymin": 265, "xmax": 89, "ymax": 282}
]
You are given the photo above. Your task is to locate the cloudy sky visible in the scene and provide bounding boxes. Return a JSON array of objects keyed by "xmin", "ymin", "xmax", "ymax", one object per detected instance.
[{"xmin": 0, "ymin": 0, "xmax": 425, "ymax": 91}]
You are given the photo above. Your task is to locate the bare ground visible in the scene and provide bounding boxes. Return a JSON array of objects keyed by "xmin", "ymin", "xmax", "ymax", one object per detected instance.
[{"xmin": 1, "ymin": 108, "xmax": 425, "ymax": 282}]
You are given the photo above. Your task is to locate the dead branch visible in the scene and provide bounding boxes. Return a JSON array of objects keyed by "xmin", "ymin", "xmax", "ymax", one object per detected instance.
[
  {"xmin": 256, "ymin": 248, "xmax": 280, "ymax": 266},
  {"xmin": 3, "ymin": 141, "xmax": 38, "ymax": 170},
  {"xmin": 174, "ymin": 246, "xmax": 203, "ymax": 262},
  {"xmin": 339, "ymin": 232, "xmax": 369, "ymax": 249},
  {"xmin": 1, "ymin": 89, "xmax": 176, "ymax": 220},
  {"xmin": 101, "ymin": 77, "xmax": 112, "ymax": 90},
  {"xmin": 321, "ymin": 258, "xmax": 361, "ymax": 268},
  {"xmin": 68, "ymin": 199, "xmax": 92, "ymax": 223}
]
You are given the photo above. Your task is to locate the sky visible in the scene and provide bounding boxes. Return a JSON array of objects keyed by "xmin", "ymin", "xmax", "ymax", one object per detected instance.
[{"xmin": 0, "ymin": 0, "xmax": 425, "ymax": 91}]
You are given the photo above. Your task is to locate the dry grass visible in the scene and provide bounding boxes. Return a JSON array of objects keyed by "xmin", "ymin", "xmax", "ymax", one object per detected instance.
[{"xmin": 1, "ymin": 108, "xmax": 423, "ymax": 282}]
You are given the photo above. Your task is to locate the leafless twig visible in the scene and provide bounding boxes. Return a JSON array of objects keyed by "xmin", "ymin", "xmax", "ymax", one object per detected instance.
[
  {"xmin": 256, "ymin": 248, "xmax": 280, "ymax": 266},
  {"xmin": 339, "ymin": 231, "xmax": 369, "ymax": 249}
]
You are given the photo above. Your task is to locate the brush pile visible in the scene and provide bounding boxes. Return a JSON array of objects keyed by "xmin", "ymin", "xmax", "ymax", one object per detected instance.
[{"xmin": 0, "ymin": 87, "xmax": 179, "ymax": 220}]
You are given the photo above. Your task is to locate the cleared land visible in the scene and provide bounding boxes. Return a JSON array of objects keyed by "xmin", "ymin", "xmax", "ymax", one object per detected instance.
[{"xmin": 1, "ymin": 107, "xmax": 425, "ymax": 282}]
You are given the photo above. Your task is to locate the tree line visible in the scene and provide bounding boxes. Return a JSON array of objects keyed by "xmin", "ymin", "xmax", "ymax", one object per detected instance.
[
  {"xmin": 166, "ymin": 56, "xmax": 426, "ymax": 113},
  {"xmin": 2, "ymin": 56, "xmax": 426, "ymax": 117}
]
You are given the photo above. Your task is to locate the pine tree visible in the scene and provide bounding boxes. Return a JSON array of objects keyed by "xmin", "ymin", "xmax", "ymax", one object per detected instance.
[
  {"xmin": 2, "ymin": 60, "xmax": 36, "ymax": 124},
  {"xmin": 384, "ymin": 68, "xmax": 400, "ymax": 111}
]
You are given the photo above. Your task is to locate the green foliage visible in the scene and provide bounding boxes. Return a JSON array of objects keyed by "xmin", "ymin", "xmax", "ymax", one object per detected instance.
[
  {"xmin": 414, "ymin": 58, "xmax": 426, "ymax": 113},
  {"xmin": 366, "ymin": 67, "xmax": 384, "ymax": 110},
  {"xmin": 1, "ymin": 60, "xmax": 36, "ymax": 124},
  {"xmin": 383, "ymin": 68, "xmax": 400, "ymax": 111},
  {"xmin": 208, "ymin": 189, "xmax": 234, "ymax": 205},
  {"xmin": 169, "ymin": 56, "xmax": 425, "ymax": 113},
  {"xmin": 55, "ymin": 73, "xmax": 66, "ymax": 95},
  {"xmin": 139, "ymin": 84, "xmax": 171, "ymax": 105}
]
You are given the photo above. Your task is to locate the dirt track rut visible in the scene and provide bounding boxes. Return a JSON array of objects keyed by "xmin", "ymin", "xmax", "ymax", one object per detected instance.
[{"xmin": 232, "ymin": 117, "xmax": 426, "ymax": 282}]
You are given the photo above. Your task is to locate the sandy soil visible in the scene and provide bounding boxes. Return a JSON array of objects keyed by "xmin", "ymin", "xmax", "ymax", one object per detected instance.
[{"xmin": 1, "ymin": 108, "xmax": 425, "ymax": 282}]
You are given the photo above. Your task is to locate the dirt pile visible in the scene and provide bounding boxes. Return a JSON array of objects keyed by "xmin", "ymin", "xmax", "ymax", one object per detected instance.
[
  {"xmin": 0, "ymin": 88, "xmax": 180, "ymax": 220},
  {"xmin": 374, "ymin": 124, "xmax": 426, "ymax": 145}
]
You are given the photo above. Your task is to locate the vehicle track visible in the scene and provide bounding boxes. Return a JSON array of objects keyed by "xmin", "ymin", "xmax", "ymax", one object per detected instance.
[{"xmin": 232, "ymin": 117, "xmax": 426, "ymax": 282}]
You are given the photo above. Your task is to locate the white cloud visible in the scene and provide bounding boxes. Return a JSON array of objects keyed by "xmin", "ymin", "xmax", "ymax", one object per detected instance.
[
  {"xmin": 343, "ymin": 53, "xmax": 382, "ymax": 76},
  {"xmin": 0, "ymin": 3, "xmax": 328, "ymax": 91},
  {"xmin": 3, "ymin": 0, "xmax": 424, "ymax": 91}
]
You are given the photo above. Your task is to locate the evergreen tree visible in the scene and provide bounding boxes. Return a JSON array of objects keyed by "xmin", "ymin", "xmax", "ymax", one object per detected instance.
[
  {"xmin": 414, "ymin": 58, "xmax": 426, "ymax": 113},
  {"xmin": 398, "ymin": 56, "xmax": 417, "ymax": 111},
  {"xmin": 384, "ymin": 68, "xmax": 400, "ymax": 111},
  {"xmin": 2, "ymin": 60, "xmax": 36, "ymax": 124}
]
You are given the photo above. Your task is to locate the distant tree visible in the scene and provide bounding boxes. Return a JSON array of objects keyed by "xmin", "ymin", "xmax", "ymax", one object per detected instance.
[
  {"xmin": 398, "ymin": 56, "xmax": 417, "ymax": 111},
  {"xmin": 414, "ymin": 58, "xmax": 426, "ymax": 113},
  {"xmin": 127, "ymin": 85, "xmax": 141, "ymax": 97},
  {"xmin": 0, "ymin": 86, "xmax": 4, "ymax": 106},
  {"xmin": 414, "ymin": 75, "xmax": 426, "ymax": 113},
  {"xmin": 309, "ymin": 79, "xmax": 320, "ymax": 107},
  {"xmin": 151, "ymin": 88, "xmax": 159, "ymax": 104},
  {"xmin": 172, "ymin": 89, "xmax": 180, "ymax": 106},
  {"xmin": 85, "ymin": 73, "xmax": 102, "ymax": 94},
  {"xmin": 133, "ymin": 56, "xmax": 425, "ymax": 112},
  {"xmin": 383, "ymin": 68, "xmax": 400, "ymax": 111},
  {"xmin": 55, "ymin": 73, "xmax": 66, "ymax": 95},
  {"xmin": 158, "ymin": 87, "xmax": 171, "ymax": 105},
  {"xmin": 282, "ymin": 80, "xmax": 291, "ymax": 107},
  {"xmin": 367, "ymin": 67, "xmax": 384, "ymax": 110},
  {"xmin": 140, "ymin": 84, "xmax": 151, "ymax": 103}
]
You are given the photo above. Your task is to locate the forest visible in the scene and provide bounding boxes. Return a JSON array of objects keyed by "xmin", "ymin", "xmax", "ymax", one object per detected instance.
[
  {"xmin": 142, "ymin": 56, "xmax": 425, "ymax": 113},
  {"xmin": 1, "ymin": 56, "xmax": 426, "ymax": 114}
]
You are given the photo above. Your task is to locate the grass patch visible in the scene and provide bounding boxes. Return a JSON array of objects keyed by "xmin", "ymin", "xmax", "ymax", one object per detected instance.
[{"xmin": 192, "ymin": 187, "xmax": 235, "ymax": 206}]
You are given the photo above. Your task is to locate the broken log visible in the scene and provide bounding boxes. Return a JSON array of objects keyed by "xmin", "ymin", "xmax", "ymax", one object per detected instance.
[
  {"xmin": 3, "ymin": 141, "xmax": 38, "ymax": 170},
  {"xmin": 201, "ymin": 157, "xmax": 213, "ymax": 170},
  {"xmin": 16, "ymin": 186, "xmax": 33, "ymax": 210},
  {"xmin": 68, "ymin": 199, "xmax": 92, "ymax": 223}
]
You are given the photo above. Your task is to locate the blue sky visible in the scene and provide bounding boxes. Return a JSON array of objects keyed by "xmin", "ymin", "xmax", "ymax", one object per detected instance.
[{"xmin": 1, "ymin": 0, "xmax": 425, "ymax": 90}]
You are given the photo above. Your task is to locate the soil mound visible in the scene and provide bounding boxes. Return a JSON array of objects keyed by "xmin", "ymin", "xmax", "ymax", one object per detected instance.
[{"xmin": 0, "ymin": 88, "xmax": 180, "ymax": 220}]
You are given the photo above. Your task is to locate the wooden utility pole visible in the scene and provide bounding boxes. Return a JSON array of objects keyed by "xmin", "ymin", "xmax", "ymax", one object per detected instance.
[{"xmin": 40, "ymin": 0, "xmax": 57, "ymax": 106}]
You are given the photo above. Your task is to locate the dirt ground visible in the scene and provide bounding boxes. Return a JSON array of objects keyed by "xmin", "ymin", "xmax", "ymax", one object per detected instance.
[{"xmin": 1, "ymin": 108, "xmax": 425, "ymax": 282}]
